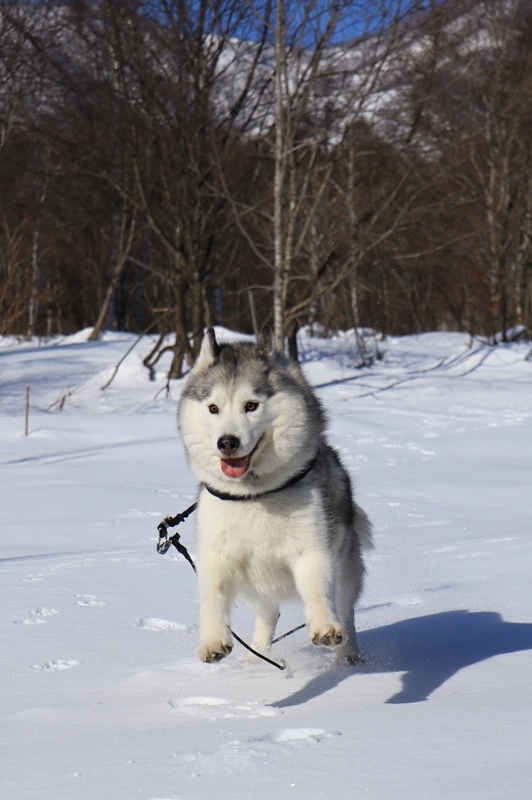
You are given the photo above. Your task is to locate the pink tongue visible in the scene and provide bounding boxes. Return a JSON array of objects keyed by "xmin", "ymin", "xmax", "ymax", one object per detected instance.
[{"xmin": 220, "ymin": 457, "xmax": 249, "ymax": 478}]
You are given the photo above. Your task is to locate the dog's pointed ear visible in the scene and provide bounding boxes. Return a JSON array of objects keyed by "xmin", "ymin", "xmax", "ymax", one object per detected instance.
[
  {"xmin": 256, "ymin": 325, "xmax": 274, "ymax": 356},
  {"xmin": 193, "ymin": 328, "xmax": 220, "ymax": 373}
]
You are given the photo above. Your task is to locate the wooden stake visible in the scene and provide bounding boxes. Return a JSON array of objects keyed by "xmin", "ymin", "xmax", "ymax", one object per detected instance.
[{"xmin": 25, "ymin": 383, "xmax": 30, "ymax": 436}]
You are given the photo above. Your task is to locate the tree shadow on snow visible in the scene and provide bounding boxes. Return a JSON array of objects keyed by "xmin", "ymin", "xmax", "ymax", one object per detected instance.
[{"xmin": 272, "ymin": 610, "xmax": 532, "ymax": 707}]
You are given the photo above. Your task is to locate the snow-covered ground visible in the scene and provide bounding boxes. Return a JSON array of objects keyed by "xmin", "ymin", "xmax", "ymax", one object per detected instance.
[{"xmin": 1, "ymin": 328, "xmax": 531, "ymax": 800}]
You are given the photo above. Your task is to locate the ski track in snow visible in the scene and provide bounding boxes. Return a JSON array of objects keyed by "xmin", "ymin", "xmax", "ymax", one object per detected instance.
[{"xmin": 1, "ymin": 329, "xmax": 532, "ymax": 799}]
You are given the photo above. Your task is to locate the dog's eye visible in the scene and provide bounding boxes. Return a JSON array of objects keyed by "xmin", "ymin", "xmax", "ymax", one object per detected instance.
[
  {"xmin": 245, "ymin": 401, "xmax": 259, "ymax": 412},
  {"xmin": 208, "ymin": 404, "xmax": 219, "ymax": 414}
]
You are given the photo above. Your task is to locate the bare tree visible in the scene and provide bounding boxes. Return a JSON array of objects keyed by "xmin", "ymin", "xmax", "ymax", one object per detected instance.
[
  {"xmin": 85, "ymin": 0, "xmax": 273, "ymax": 374},
  {"xmin": 467, "ymin": 1, "xmax": 532, "ymax": 340},
  {"xmin": 397, "ymin": 0, "xmax": 532, "ymax": 340},
  {"xmin": 0, "ymin": 1, "xmax": 55, "ymax": 336},
  {"xmin": 2, "ymin": 0, "xmax": 532, "ymax": 349},
  {"xmin": 217, "ymin": 0, "xmax": 427, "ymax": 352}
]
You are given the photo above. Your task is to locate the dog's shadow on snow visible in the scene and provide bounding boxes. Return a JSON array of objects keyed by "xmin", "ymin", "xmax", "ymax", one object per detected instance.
[{"xmin": 272, "ymin": 610, "xmax": 532, "ymax": 707}]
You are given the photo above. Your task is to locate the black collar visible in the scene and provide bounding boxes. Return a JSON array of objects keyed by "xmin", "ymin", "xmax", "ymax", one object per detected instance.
[{"xmin": 204, "ymin": 453, "xmax": 319, "ymax": 502}]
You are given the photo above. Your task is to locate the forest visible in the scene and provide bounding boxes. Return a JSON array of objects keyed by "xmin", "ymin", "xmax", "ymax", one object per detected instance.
[{"xmin": 1, "ymin": 0, "xmax": 532, "ymax": 371}]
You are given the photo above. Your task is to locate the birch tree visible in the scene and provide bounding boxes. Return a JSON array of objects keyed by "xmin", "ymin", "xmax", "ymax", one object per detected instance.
[{"xmin": 223, "ymin": 0, "xmax": 426, "ymax": 351}]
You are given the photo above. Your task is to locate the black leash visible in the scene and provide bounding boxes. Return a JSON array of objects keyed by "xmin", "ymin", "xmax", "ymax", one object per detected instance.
[
  {"xmin": 156, "ymin": 505, "xmax": 294, "ymax": 670},
  {"xmin": 156, "ymin": 503, "xmax": 198, "ymax": 563}
]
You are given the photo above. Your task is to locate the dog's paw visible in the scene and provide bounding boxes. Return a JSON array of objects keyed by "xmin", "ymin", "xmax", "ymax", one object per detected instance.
[
  {"xmin": 242, "ymin": 650, "xmax": 264, "ymax": 665},
  {"xmin": 337, "ymin": 651, "xmax": 365, "ymax": 666},
  {"xmin": 310, "ymin": 623, "xmax": 344, "ymax": 649},
  {"xmin": 199, "ymin": 637, "xmax": 233, "ymax": 663}
]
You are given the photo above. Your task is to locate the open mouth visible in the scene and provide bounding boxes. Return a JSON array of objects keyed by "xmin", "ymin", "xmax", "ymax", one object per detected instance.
[{"xmin": 220, "ymin": 436, "xmax": 263, "ymax": 479}]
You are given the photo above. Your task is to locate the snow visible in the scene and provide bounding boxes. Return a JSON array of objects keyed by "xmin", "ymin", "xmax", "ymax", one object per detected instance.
[{"xmin": 1, "ymin": 328, "xmax": 531, "ymax": 800}]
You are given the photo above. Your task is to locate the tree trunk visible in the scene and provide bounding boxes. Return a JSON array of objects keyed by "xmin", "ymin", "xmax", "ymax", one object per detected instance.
[
  {"xmin": 286, "ymin": 321, "xmax": 299, "ymax": 361},
  {"xmin": 272, "ymin": 0, "xmax": 286, "ymax": 352}
]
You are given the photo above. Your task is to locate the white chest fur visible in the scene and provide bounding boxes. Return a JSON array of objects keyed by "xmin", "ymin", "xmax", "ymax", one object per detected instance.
[{"xmin": 195, "ymin": 485, "xmax": 326, "ymax": 599}]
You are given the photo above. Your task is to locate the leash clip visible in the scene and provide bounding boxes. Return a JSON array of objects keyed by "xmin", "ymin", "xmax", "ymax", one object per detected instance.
[{"xmin": 157, "ymin": 517, "xmax": 173, "ymax": 555}]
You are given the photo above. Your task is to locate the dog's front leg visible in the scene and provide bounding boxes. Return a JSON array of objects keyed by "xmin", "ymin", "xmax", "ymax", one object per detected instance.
[
  {"xmin": 292, "ymin": 552, "xmax": 343, "ymax": 649},
  {"xmin": 197, "ymin": 551, "xmax": 234, "ymax": 663}
]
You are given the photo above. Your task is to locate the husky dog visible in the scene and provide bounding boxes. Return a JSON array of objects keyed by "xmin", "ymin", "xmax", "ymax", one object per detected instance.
[{"xmin": 178, "ymin": 327, "xmax": 372, "ymax": 665}]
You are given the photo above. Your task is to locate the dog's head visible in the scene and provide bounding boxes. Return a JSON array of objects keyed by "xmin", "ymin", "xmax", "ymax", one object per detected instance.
[{"xmin": 178, "ymin": 327, "xmax": 324, "ymax": 494}]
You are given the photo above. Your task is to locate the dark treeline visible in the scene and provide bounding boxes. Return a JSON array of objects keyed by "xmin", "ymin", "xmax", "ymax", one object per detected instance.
[{"xmin": 1, "ymin": 0, "xmax": 532, "ymax": 369}]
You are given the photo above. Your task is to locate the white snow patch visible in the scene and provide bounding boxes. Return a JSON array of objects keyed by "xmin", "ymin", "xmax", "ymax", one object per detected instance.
[
  {"xmin": 136, "ymin": 617, "xmax": 189, "ymax": 632},
  {"xmin": 273, "ymin": 728, "xmax": 338, "ymax": 742},
  {"xmin": 176, "ymin": 696, "xmax": 230, "ymax": 707},
  {"xmin": 1, "ymin": 328, "xmax": 531, "ymax": 799},
  {"xmin": 31, "ymin": 659, "xmax": 81, "ymax": 671}
]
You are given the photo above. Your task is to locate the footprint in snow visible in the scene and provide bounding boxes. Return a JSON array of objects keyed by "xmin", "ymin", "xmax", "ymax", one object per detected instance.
[
  {"xmin": 177, "ymin": 727, "xmax": 341, "ymax": 778},
  {"xmin": 73, "ymin": 594, "xmax": 105, "ymax": 606},
  {"xmin": 31, "ymin": 659, "xmax": 81, "ymax": 671},
  {"xmin": 168, "ymin": 696, "xmax": 280, "ymax": 719},
  {"xmin": 22, "ymin": 574, "xmax": 44, "ymax": 583},
  {"xmin": 15, "ymin": 608, "xmax": 60, "ymax": 625}
]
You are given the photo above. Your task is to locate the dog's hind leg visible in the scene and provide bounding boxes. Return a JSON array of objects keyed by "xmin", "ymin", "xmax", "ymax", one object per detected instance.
[
  {"xmin": 334, "ymin": 610, "xmax": 364, "ymax": 665},
  {"xmin": 334, "ymin": 568, "xmax": 364, "ymax": 666},
  {"xmin": 246, "ymin": 598, "xmax": 280, "ymax": 662}
]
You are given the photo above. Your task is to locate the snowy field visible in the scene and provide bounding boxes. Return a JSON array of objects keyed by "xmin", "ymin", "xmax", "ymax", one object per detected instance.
[{"xmin": 1, "ymin": 327, "xmax": 531, "ymax": 800}]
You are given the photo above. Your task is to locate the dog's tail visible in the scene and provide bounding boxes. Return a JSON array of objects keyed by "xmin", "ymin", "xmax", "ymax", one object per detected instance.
[{"xmin": 354, "ymin": 504, "xmax": 374, "ymax": 550}]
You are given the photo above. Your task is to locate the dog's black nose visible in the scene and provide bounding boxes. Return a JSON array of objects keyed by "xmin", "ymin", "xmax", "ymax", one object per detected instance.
[{"xmin": 217, "ymin": 435, "xmax": 240, "ymax": 456}]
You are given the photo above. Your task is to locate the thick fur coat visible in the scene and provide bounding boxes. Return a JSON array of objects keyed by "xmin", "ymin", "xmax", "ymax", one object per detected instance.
[{"xmin": 178, "ymin": 328, "xmax": 371, "ymax": 665}]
